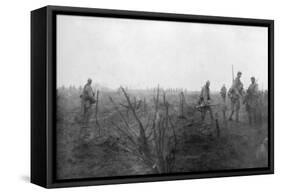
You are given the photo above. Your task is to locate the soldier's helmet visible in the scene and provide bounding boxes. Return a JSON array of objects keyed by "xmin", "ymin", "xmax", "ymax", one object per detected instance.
[
  {"xmin": 87, "ymin": 78, "xmax": 92, "ymax": 84},
  {"xmin": 237, "ymin": 71, "xmax": 242, "ymax": 76}
]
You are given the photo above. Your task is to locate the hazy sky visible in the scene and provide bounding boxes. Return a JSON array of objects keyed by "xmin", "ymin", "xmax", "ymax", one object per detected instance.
[{"xmin": 57, "ymin": 15, "xmax": 268, "ymax": 91}]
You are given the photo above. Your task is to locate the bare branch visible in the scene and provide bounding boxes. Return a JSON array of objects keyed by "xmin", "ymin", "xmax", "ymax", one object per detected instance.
[
  {"xmin": 120, "ymin": 87, "xmax": 147, "ymax": 143},
  {"xmin": 108, "ymin": 96, "xmax": 138, "ymax": 138}
]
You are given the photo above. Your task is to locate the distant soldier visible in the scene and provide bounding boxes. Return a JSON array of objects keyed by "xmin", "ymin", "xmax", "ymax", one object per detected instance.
[
  {"xmin": 228, "ymin": 71, "xmax": 244, "ymax": 122},
  {"xmin": 244, "ymin": 77, "xmax": 259, "ymax": 125},
  {"xmin": 220, "ymin": 84, "xmax": 227, "ymax": 121},
  {"xmin": 80, "ymin": 78, "xmax": 96, "ymax": 122},
  {"xmin": 198, "ymin": 80, "xmax": 214, "ymax": 121},
  {"xmin": 220, "ymin": 84, "xmax": 227, "ymax": 99}
]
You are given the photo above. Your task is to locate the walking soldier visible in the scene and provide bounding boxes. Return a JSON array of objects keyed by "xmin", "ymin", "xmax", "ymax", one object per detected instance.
[
  {"xmin": 220, "ymin": 84, "xmax": 227, "ymax": 121},
  {"xmin": 228, "ymin": 71, "xmax": 244, "ymax": 122},
  {"xmin": 198, "ymin": 80, "xmax": 214, "ymax": 122},
  {"xmin": 80, "ymin": 78, "xmax": 96, "ymax": 123},
  {"xmin": 244, "ymin": 77, "xmax": 259, "ymax": 125}
]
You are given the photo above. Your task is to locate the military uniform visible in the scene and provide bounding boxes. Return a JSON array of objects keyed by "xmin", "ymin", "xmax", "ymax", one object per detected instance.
[
  {"xmin": 81, "ymin": 83, "xmax": 95, "ymax": 122},
  {"xmin": 220, "ymin": 85, "xmax": 227, "ymax": 121},
  {"xmin": 245, "ymin": 81, "xmax": 259, "ymax": 125},
  {"xmin": 198, "ymin": 82, "xmax": 214, "ymax": 121},
  {"xmin": 220, "ymin": 85, "xmax": 227, "ymax": 99},
  {"xmin": 228, "ymin": 77, "xmax": 243, "ymax": 122}
]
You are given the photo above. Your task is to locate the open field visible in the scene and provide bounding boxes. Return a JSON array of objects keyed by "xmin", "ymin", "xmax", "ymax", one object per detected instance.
[{"xmin": 56, "ymin": 86, "xmax": 268, "ymax": 180}]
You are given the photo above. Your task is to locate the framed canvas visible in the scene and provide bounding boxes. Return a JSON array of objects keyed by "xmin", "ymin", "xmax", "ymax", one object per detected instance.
[{"xmin": 31, "ymin": 5, "xmax": 274, "ymax": 188}]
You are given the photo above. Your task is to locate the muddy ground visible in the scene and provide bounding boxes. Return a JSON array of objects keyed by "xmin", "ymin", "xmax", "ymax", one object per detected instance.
[{"xmin": 56, "ymin": 88, "xmax": 268, "ymax": 180}]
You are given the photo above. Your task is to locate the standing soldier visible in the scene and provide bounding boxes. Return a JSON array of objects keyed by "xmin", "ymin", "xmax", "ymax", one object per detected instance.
[
  {"xmin": 228, "ymin": 71, "xmax": 244, "ymax": 122},
  {"xmin": 198, "ymin": 80, "xmax": 214, "ymax": 122},
  {"xmin": 80, "ymin": 78, "xmax": 96, "ymax": 123},
  {"xmin": 244, "ymin": 77, "xmax": 259, "ymax": 125},
  {"xmin": 220, "ymin": 84, "xmax": 227, "ymax": 121}
]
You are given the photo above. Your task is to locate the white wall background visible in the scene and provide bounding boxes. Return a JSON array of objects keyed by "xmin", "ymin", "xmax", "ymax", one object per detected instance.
[{"xmin": 0, "ymin": 0, "xmax": 279, "ymax": 193}]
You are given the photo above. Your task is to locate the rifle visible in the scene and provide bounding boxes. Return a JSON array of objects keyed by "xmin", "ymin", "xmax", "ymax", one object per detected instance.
[{"xmin": 195, "ymin": 103, "xmax": 218, "ymax": 111}]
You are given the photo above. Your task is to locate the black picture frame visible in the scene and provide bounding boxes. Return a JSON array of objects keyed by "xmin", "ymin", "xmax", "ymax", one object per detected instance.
[{"xmin": 31, "ymin": 5, "xmax": 274, "ymax": 188}]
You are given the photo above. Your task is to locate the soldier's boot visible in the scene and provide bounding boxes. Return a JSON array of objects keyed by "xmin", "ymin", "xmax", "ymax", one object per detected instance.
[
  {"xmin": 228, "ymin": 111, "xmax": 234, "ymax": 121},
  {"xmin": 235, "ymin": 112, "xmax": 239, "ymax": 122},
  {"xmin": 201, "ymin": 111, "xmax": 206, "ymax": 121},
  {"xmin": 248, "ymin": 113, "xmax": 252, "ymax": 125},
  {"xmin": 209, "ymin": 109, "xmax": 214, "ymax": 121},
  {"xmin": 222, "ymin": 111, "xmax": 226, "ymax": 121}
]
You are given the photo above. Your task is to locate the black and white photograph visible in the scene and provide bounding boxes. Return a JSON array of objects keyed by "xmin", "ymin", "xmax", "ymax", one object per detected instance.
[{"xmin": 56, "ymin": 14, "xmax": 270, "ymax": 180}]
